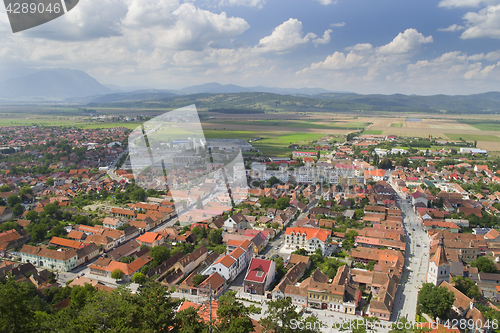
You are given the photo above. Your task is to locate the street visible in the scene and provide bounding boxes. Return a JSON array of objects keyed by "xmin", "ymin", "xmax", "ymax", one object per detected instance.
[{"xmin": 389, "ymin": 173, "xmax": 430, "ymax": 323}]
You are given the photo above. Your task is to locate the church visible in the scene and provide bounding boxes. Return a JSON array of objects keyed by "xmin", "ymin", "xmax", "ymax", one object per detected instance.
[{"xmin": 426, "ymin": 235, "xmax": 450, "ymax": 286}]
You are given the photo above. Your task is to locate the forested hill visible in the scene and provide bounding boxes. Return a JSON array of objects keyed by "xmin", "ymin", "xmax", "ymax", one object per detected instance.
[{"xmin": 86, "ymin": 91, "xmax": 500, "ymax": 114}]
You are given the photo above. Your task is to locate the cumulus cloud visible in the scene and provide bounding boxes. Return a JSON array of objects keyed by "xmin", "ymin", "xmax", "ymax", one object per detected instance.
[
  {"xmin": 437, "ymin": 24, "xmax": 465, "ymax": 31},
  {"xmin": 330, "ymin": 22, "xmax": 346, "ymax": 27},
  {"xmin": 377, "ymin": 28, "xmax": 433, "ymax": 54},
  {"xmin": 346, "ymin": 43, "xmax": 373, "ymax": 52},
  {"xmin": 468, "ymin": 50, "xmax": 500, "ymax": 60},
  {"xmin": 301, "ymin": 51, "xmax": 367, "ymax": 71},
  {"xmin": 254, "ymin": 18, "xmax": 319, "ymax": 53},
  {"xmin": 438, "ymin": 0, "xmax": 500, "ymax": 8},
  {"xmin": 461, "ymin": 4, "xmax": 500, "ymax": 38},
  {"xmin": 153, "ymin": 3, "xmax": 249, "ymax": 51},
  {"xmin": 298, "ymin": 29, "xmax": 437, "ymax": 85},
  {"xmin": 219, "ymin": 0, "xmax": 266, "ymax": 8},
  {"xmin": 313, "ymin": 29, "xmax": 332, "ymax": 46},
  {"xmin": 123, "ymin": 0, "xmax": 180, "ymax": 27}
]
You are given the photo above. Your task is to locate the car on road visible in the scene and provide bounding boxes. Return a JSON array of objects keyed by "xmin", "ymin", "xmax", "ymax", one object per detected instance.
[{"xmin": 272, "ymin": 254, "xmax": 279, "ymax": 259}]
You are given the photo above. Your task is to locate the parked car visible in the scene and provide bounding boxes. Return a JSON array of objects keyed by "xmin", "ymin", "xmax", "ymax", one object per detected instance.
[{"xmin": 272, "ymin": 254, "xmax": 279, "ymax": 259}]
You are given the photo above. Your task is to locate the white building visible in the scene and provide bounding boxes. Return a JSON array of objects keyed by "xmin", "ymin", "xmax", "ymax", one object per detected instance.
[
  {"xmin": 284, "ymin": 227, "xmax": 333, "ymax": 256},
  {"xmin": 426, "ymin": 235, "xmax": 450, "ymax": 286},
  {"xmin": 202, "ymin": 239, "xmax": 253, "ymax": 282},
  {"xmin": 20, "ymin": 245, "xmax": 78, "ymax": 272}
]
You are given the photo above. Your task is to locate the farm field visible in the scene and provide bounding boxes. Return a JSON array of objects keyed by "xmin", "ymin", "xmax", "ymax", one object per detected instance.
[
  {"xmin": 444, "ymin": 134, "xmax": 500, "ymax": 142},
  {"xmin": 2, "ymin": 105, "xmax": 500, "ymax": 156}
]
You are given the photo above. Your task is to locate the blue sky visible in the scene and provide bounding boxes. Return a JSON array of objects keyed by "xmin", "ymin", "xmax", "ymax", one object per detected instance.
[{"xmin": 1, "ymin": 0, "xmax": 500, "ymax": 95}]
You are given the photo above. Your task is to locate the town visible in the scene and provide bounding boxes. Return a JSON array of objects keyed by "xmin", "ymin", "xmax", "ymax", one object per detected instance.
[{"xmin": 1, "ymin": 124, "xmax": 500, "ymax": 332}]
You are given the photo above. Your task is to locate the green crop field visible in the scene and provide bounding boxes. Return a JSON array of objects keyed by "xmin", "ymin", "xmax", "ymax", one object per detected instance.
[
  {"xmin": 362, "ymin": 130, "xmax": 383, "ymax": 135},
  {"xmin": 457, "ymin": 120, "xmax": 500, "ymax": 131},
  {"xmin": 250, "ymin": 132, "xmax": 324, "ymax": 156},
  {"xmin": 391, "ymin": 122, "xmax": 403, "ymax": 127},
  {"xmin": 445, "ymin": 133, "xmax": 500, "ymax": 142}
]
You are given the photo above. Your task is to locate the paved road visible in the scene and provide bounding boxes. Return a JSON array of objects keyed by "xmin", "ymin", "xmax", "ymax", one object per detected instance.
[{"xmin": 389, "ymin": 173, "xmax": 430, "ymax": 322}]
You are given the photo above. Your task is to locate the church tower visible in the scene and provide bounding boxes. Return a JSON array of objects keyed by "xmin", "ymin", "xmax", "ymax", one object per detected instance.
[{"xmin": 427, "ymin": 235, "xmax": 450, "ymax": 286}]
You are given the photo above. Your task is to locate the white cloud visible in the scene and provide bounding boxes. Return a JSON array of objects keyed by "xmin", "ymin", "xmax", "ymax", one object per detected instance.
[
  {"xmin": 468, "ymin": 50, "xmax": 500, "ymax": 60},
  {"xmin": 461, "ymin": 4, "xmax": 500, "ymax": 38},
  {"xmin": 255, "ymin": 18, "xmax": 317, "ymax": 53},
  {"xmin": 330, "ymin": 22, "xmax": 345, "ymax": 27},
  {"xmin": 377, "ymin": 28, "xmax": 433, "ymax": 54},
  {"xmin": 316, "ymin": 0, "xmax": 337, "ymax": 5},
  {"xmin": 438, "ymin": 0, "xmax": 500, "ymax": 8},
  {"xmin": 437, "ymin": 24, "xmax": 465, "ymax": 31},
  {"xmin": 302, "ymin": 51, "xmax": 367, "ymax": 71},
  {"xmin": 313, "ymin": 29, "xmax": 332, "ymax": 46},
  {"xmin": 153, "ymin": 3, "xmax": 249, "ymax": 51},
  {"xmin": 346, "ymin": 43, "xmax": 373, "ymax": 52},
  {"xmin": 219, "ymin": 0, "xmax": 266, "ymax": 8},
  {"xmin": 123, "ymin": 0, "xmax": 180, "ymax": 27},
  {"xmin": 464, "ymin": 62, "xmax": 496, "ymax": 78}
]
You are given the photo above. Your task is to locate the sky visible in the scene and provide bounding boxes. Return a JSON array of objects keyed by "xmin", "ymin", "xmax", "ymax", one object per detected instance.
[{"xmin": 1, "ymin": 0, "xmax": 500, "ymax": 95}]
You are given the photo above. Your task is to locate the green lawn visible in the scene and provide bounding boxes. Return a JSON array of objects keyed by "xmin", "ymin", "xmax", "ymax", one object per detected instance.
[{"xmin": 445, "ymin": 133, "xmax": 500, "ymax": 142}]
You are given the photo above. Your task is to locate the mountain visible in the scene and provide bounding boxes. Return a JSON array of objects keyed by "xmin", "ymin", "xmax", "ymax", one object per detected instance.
[
  {"xmin": 0, "ymin": 68, "xmax": 113, "ymax": 101},
  {"xmin": 177, "ymin": 82, "xmax": 336, "ymax": 95}
]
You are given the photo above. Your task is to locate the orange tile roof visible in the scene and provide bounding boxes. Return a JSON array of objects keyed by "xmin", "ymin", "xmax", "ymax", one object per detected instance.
[
  {"xmin": 137, "ymin": 232, "xmax": 162, "ymax": 244},
  {"xmin": 214, "ymin": 255, "xmax": 236, "ymax": 268},
  {"xmin": 285, "ymin": 227, "xmax": 330, "ymax": 242},
  {"xmin": 49, "ymin": 237, "xmax": 83, "ymax": 249}
]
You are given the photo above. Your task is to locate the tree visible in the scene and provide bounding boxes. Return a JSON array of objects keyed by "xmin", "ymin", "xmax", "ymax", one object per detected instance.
[
  {"xmin": 275, "ymin": 197, "xmax": 291, "ymax": 210},
  {"xmin": 176, "ymin": 306, "xmax": 208, "ymax": 333},
  {"xmin": 366, "ymin": 260, "xmax": 376, "ymax": 271},
  {"xmin": 259, "ymin": 297, "xmax": 301, "ymax": 333},
  {"xmin": 130, "ymin": 188, "xmax": 146, "ymax": 202},
  {"xmin": 46, "ymin": 177, "xmax": 54, "ymax": 186},
  {"xmin": 132, "ymin": 272, "xmax": 146, "ymax": 285},
  {"xmin": 216, "ymin": 290, "xmax": 260, "ymax": 333},
  {"xmin": 196, "ymin": 196, "xmax": 203, "ymax": 209},
  {"xmin": 150, "ymin": 246, "xmax": 170, "ymax": 268},
  {"xmin": 192, "ymin": 274, "xmax": 206, "ymax": 287},
  {"xmin": 0, "ymin": 184, "xmax": 10, "ymax": 192},
  {"xmin": 342, "ymin": 230, "xmax": 358, "ymax": 251},
  {"xmin": 111, "ymin": 269, "xmax": 124, "ymax": 280},
  {"xmin": 0, "ymin": 221, "xmax": 19, "ymax": 232},
  {"xmin": 259, "ymin": 196, "xmax": 275, "ymax": 209},
  {"xmin": 12, "ymin": 203, "xmax": 24, "ymax": 216},
  {"xmin": 471, "ymin": 256, "xmax": 497, "ymax": 273},
  {"xmin": 271, "ymin": 222, "xmax": 280, "ymax": 229},
  {"xmin": 25, "ymin": 210, "xmax": 38, "ymax": 222},
  {"xmin": 452, "ymin": 276, "xmax": 481, "ymax": 299},
  {"xmin": 267, "ymin": 176, "xmax": 281, "ymax": 187},
  {"xmin": 417, "ymin": 283, "xmax": 455, "ymax": 320},
  {"xmin": 6, "ymin": 195, "xmax": 21, "ymax": 207},
  {"xmin": 292, "ymin": 248, "xmax": 307, "ymax": 256},
  {"xmin": 0, "ymin": 276, "xmax": 51, "ymax": 333},
  {"xmin": 31, "ymin": 224, "xmax": 47, "ymax": 241},
  {"xmin": 379, "ymin": 158, "xmax": 393, "ymax": 170},
  {"xmin": 209, "ymin": 229, "xmax": 223, "ymax": 245}
]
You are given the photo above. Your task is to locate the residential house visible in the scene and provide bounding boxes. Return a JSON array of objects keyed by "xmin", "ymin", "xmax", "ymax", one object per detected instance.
[
  {"xmin": 136, "ymin": 232, "xmax": 164, "ymax": 247},
  {"xmin": 244, "ymin": 258, "xmax": 276, "ymax": 295}
]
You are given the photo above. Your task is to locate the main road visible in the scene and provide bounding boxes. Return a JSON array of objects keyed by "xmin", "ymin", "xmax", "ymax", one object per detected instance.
[{"xmin": 389, "ymin": 172, "xmax": 430, "ymax": 322}]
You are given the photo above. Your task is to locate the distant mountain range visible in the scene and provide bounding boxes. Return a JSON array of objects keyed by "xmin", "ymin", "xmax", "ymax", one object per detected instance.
[
  {"xmin": 0, "ymin": 68, "xmax": 113, "ymax": 101},
  {"xmin": 1, "ymin": 68, "xmax": 500, "ymax": 113}
]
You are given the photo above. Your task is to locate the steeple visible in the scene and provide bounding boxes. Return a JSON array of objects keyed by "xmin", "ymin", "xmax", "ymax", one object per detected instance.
[{"xmin": 430, "ymin": 235, "xmax": 449, "ymax": 266}]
